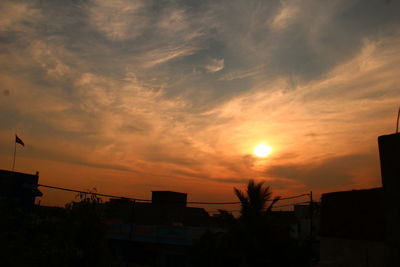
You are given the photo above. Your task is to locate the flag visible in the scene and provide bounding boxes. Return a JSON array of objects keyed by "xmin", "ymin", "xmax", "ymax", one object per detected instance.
[{"xmin": 15, "ymin": 135, "xmax": 24, "ymax": 146}]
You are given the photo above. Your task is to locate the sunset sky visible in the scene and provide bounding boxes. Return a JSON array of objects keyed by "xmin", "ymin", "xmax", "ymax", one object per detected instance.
[{"xmin": 1, "ymin": 0, "xmax": 399, "ymax": 209}]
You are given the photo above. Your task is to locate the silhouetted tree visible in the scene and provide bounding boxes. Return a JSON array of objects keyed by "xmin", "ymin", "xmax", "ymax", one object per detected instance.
[
  {"xmin": 193, "ymin": 180, "xmax": 310, "ymax": 267},
  {"xmin": 0, "ymin": 191, "xmax": 111, "ymax": 267},
  {"xmin": 60, "ymin": 190, "xmax": 111, "ymax": 267},
  {"xmin": 232, "ymin": 180, "xmax": 282, "ymax": 266},
  {"xmin": 234, "ymin": 180, "xmax": 280, "ymax": 226}
]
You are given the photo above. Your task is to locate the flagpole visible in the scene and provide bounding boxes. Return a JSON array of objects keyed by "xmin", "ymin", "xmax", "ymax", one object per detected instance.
[{"xmin": 12, "ymin": 139, "xmax": 16, "ymax": 171}]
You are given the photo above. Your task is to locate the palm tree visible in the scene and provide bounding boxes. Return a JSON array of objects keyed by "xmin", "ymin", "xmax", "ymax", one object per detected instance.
[
  {"xmin": 232, "ymin": 180, "xmax": 281, "ymax": 266},
  {"xmin": 194, "ymin": 180, "xmax": 306, "ymax": 266},
  {"xmin": 234, "ymin": 179, "xmax": 280, "ymax": 221}
]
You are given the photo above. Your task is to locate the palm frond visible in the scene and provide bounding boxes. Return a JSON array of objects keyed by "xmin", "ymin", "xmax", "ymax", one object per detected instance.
[
  {"xmin": 235, "ymin": 179, "xmax": 280, "ymax": 217},
  {"xmin": 266, "ymin": 196, "xmax": 281, "ymax": 214},
  {"xmin": 234, "ymin": 187, "xmax": 247, "ymax": 203}
]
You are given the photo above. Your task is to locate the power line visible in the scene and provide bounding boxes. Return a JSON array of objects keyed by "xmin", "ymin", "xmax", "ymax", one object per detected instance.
[
  {"xmin": 277, "ymin": 193, "xmax": 310, "ymax": 201},
  {"xmin": 38, "ymin": 183, "xmax": 309, "ymax": 205},
  {"xmin": 188, "ymin": 193, "xmax": 309, "ymax": 205},
  {"xmin": 208, "ymin": 200, "xmax": 312, "ymax": 214},
  {"xmin": 38, "ymin": 184, "xmax": 151, "ymax": 202},
  {"xmin": 274, "ymin": 201, "xmax": 310, "ymax": 208}
]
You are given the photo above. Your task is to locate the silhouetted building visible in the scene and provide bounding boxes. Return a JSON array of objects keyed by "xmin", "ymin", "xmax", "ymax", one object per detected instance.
[
  {"xmin": 378, "ymin": 132, "xmax": 400, "ymax": 267},
  {"xmin": 269, "ymin": 210, "xmax": 298, "ymax": 238},
  {"xmin": 152, "ymin": 191, "xmax": 187, "ymax": 208},
  {"xmin": 320, "ymin": 188, "xmax": 384, "ymax": 240},
  {"xmin": 317, "ymin": 132, "xmax": 400, "ymax": 267},
  {"xmin": 105, "ymin": 191, "xmax": 210, "ymax": 227},
  {"xmin": 294, "ymin": 203, "xmax": 320, "ymax": 241},
  {"xmin": 319, "ymin": 188, "xmax": 385, "ymax": 266},
  {"xmin": 104, "ymin": 191, "xmax": 220, "ymax": 267},
  {"xmin": 0, "ymin": 169, "xmax": 42, "ymax": 212}
]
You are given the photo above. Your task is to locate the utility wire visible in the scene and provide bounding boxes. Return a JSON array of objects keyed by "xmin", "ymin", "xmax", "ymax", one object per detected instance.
[
  {"xmin": 276, "ymin": 193, "xmax": 310, "ymax": 201},
  {"xmin": 208, "ymin": 200, "xmax": 312, "ymax": 213},
  {"xmin": 38, "ymin": 184, "xmax": 151, "ymax": 202},
  {"xmin": 38, "ymin": 184, "xmax": 309, "ymax": 205},
  {"xmin": 188, "ymin": 193, "xmax": 309, "ymax": 205},
  {"xmin": 273, "ymin": 201, "xmax": 310, "ymax": 208}
]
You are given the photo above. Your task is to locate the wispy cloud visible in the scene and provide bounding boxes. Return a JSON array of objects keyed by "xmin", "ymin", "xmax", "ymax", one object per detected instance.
[
  {"xmin": 0, "ymin": 0, "xmax": 399, "ymax": 204},
  {"xmin": 141, "ymin": 45, "xmax": 201, "ymax": 68},
  {"xmin": 205, "ymin": 58, "xmax": 224, "ymax": 72},
  {"xmin": 269, "ymin": 2, "xmax": 299, "ymax": 31},
  {"xmin": 219, "ymin": 65, "xmax": 263, "ymax": 81},
  {"xmin": 87, "ymin": 0, "xmax": 150, "ymax": 41},
  {"xmin": 266, "ymin": 153, "xmax": 379, "ymax": 189},
  {"xmin": 0, "ymin": 1, "xmax": 40, "ymax": 32}
]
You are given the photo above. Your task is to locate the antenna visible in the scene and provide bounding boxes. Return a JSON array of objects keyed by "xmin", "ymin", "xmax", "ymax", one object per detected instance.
[{"xmin": 397, "ymin": 105, "xmax": 400, "ymax": 133}]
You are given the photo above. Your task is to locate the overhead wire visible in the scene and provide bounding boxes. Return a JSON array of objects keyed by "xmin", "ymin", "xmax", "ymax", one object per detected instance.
[
  {"xmin": 274, "ymin": 201, "xmax": 310, "ymax": 208},
  {"xmin": 208, "ymin": 200, "xmax": 312, "ymax": 214},
  {"xmin": 38, "ymin": 184, "xmax": 151, "ymax": 202},
  {"xmin": 38, "ymin": 184, "xmax": 309, "ymax": 205}
]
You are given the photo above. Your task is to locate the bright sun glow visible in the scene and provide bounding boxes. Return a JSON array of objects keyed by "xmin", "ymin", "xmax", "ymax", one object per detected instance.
[{"xmin": 253, "ymin": 144, "xmax": 272, "ymax": 158}]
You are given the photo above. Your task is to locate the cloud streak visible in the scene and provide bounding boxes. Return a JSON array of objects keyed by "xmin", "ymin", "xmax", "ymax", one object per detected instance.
[
  {"xmin": 266, "ymin": 153, "xmax": 380, "ymax": 189},
  {"xmin": 0, "ymin": 0, "xmax": 399, "ymax": 204}
]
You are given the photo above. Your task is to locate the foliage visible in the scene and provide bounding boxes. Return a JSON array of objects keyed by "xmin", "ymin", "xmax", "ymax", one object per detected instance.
[
  {"xmin": 0, "ymin": 191, "xmax": 111, "ymax": 267},
  {"xmin": 193, "ymin": 180, "xmax": 310, "ymax": 267},
  {"xmin": 234, "ymin": 180, "xmax": 280, "ymax": 226},
  {"xmin": 60, "ymin": 190, "xmax": 111, "ymax": 266}
]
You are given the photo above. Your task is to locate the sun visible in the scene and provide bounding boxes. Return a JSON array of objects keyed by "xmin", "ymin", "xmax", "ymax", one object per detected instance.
[{"xmin": 253, "ymin": 144, "xmax": 272, "ymax": 158}]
